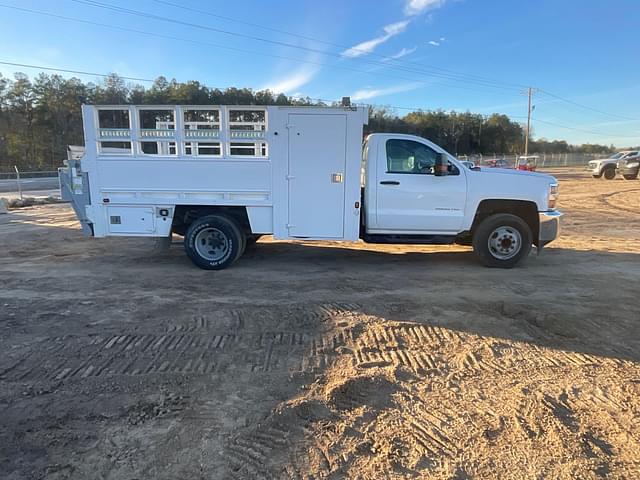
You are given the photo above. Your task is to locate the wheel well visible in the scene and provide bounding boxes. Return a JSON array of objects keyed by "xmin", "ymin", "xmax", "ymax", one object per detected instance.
[
  {"xmin": 469, "ymin": 200, "xmax": 539, "ymax": 242},
  {"xmin": 172, "ymin": 205, "xmax": 251, "ymax": 236}
]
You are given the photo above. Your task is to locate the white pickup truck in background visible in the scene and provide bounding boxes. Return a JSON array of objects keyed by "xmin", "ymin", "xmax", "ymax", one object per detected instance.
[
  {"xmin": 60, "ymin": 104, "xmax": 561, "ymax": 270},
  {"xmin": 587, "ymin": 150, "xmax": 639, "ymax": 179}
]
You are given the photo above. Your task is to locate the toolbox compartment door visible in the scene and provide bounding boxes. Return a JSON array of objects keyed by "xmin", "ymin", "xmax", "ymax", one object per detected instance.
[
  {"xmin": 106, "ymin": 206, "xmax": 155, "ymax": 234},
  {"xmin": 287, "ymin": 113, "xmax": 347, "ymax": 238}
]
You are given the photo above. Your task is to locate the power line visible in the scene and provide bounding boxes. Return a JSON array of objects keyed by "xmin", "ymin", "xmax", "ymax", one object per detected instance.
[
  {"xmin": 538, "ymin": 89, "xmax": 640, "ymax": 122},
  {"xmin": 150, "ymin": 0, "xmax": 527, "ymax": 91},
  {"xmin": 0, "ymin": 59, "xmax": 337, "ymax": 103},
  {"xmin": 2, "ymin": 58, "xmax": 637, "ymax": 141},
  {"xmin": 0, "ymin": 61, "xmax": 155, "ymax": 83},
  {"xmin": 1, "ymin": 2, "xmax": 633, "ymax": 125},
  {"xmin": 528, "ymin": 117, "xmax": 639, "ymax": 139},
  {"xmin": 69, "ymin": 0, "xmax": 523, "ymax": 93},
  {"xmin": 78, "ymin": 0, "xmax": 637, "ymax": 125},
  {"xmin": 0, "ymin": 3, "xmax": 525, "ymax": 98}
]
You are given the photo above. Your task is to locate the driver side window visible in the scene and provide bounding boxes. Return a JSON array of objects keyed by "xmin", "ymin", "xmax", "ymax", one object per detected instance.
[
  {"xmin": 386, "ymin": 139, "xmax": 437, "ymax": 174},
  {"xmin": 386, "ymin": 139, "xmax": 460, "ymax": 175}
]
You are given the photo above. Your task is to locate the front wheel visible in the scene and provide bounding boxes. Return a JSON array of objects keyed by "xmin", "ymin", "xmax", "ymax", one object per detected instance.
[
  {"xmin": 472, "ymin": 214, "xmax": 532, "ymax": 268},
  {"xmin": 184, "ymin": 215, "xmax": 245, "ymax": 270},
  {"xmin": 603, "ymin": 167, "xmax": 616, "ymax": 180}
]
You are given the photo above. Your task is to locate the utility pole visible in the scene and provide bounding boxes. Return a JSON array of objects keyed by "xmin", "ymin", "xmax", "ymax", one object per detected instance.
[{"xmin": 525, "ymin": 86, "xmax": 533, "ymax": 156}]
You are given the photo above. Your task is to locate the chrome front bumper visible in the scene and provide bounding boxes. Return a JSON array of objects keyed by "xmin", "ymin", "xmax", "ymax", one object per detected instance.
[{"xmin": 539, "ymin": 210, "xmax": 562, "ymax": 247}]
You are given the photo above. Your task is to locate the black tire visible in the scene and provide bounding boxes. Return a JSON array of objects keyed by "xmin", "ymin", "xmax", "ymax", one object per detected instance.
[
  {"xmin": 623, "ymin": 174, "xmax": 638, "ymax": 180},
  {"xmin": 603, "ymin": 167, "xmax": 616, "ymax": 180},
  {"xmin": 184, "ymin": 215, "xmax": 245, "ymax": 270},
  {"xmin": 472, "ymin": 214, "xmax": 533, "ymax": 268}
]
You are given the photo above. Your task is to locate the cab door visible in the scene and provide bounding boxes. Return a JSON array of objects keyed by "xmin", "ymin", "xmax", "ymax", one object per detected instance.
[{"xmin": 375, "ymin": 138, "xmax": 467, "ymax": 233}]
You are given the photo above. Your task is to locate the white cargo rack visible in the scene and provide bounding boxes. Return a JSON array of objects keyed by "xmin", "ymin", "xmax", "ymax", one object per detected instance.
[
  {"xmin": 94, "ymin": 105, "xmax": 268, "ymax": 157},
  {"xmin": 64, "ymin": 104, "xmax": 368, "ymax": 241}
]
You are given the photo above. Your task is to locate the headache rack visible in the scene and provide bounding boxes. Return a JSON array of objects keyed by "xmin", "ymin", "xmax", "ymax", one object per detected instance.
[{"xmin": 93, "ymin": 105, "xmax": 269, "ymax": 158}]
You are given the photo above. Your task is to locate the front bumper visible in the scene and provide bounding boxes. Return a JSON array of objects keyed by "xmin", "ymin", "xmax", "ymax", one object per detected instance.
[{"xmin": 538, "ymin": 210, "xmax": 562, "ymax": 247}]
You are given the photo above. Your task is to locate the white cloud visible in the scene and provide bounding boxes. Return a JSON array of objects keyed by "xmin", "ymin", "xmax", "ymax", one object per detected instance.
[
  {"xmin": 428, "ymin": 37, "xmax": 446, "ymax": 46},
  {"xmin": 388, "ymin": 46, "xmax": 418, "ymax": 60},
  {"xmin": 405, "ymin": 0, "xmax": 446, "ymax": 16},
  {"xmin": 261, "ymin": 67, "xmax": 318, "ymax": 94},
  {"xmin": 383, "ymin": 20, "xmax": 411, "ymax": 36},
  {"xmin": 351, "ymin": 82, "xmax": 424, "ymax": 101},
  {"xmin": 341, "ymin": 20, "xmax": 410, "ymax": 58}
]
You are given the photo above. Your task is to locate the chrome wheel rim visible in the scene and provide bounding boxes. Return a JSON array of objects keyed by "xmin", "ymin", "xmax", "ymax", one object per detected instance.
[
  {"xmin": 488, "ymin": 226, "xmax": 522, "ymax": 260},
  {"xmin": 195, "ymin": 228, "xmax": 230, "ymax": 262}
]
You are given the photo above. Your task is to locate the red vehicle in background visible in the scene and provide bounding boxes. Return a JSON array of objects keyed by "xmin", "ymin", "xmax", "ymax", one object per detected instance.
[
  {"xmin": 516, "ymin": 155, "xmax": 538, "ymax": 171},
  {"xmin": 485, "ymin": 158, "xmax": 511, "ymax": 168}
]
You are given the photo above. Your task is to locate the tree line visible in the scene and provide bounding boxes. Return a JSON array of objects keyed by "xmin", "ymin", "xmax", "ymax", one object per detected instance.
[{"xmin": 0, "ymin": 72, "xmax": 618, "ymax": 171}]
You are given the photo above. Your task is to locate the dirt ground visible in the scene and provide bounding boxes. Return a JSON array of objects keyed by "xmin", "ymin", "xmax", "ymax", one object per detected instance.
[{"xmin": 1, "ymin": 168, "xmax": 639, "ymax": 479}]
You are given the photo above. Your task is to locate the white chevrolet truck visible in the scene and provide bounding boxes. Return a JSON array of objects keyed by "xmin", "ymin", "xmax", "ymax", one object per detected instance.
[{"xmin": 59, "ymin": 104, "xmax": 561, "ymax": 270}]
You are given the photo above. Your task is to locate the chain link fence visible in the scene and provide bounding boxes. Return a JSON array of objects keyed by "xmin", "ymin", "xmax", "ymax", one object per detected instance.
[
  {"xmin": 0, "ymin": 166, "xmax": 60, "ymax": 199},
  {"xmin": 458, "ymin": 153, "xmax": 605, "ymax": 168}
]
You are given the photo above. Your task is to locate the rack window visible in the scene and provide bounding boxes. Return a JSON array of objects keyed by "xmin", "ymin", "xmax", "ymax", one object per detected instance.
[
  {"xmin": 183, "ymin": 109, "xmax": 221, "ymax": 141},
  {"xmin": 98, "ymin": 109, "xmax": 130, "ymax": 129},
  {"xmin": 198, "ymin": 142, "xmax": 221, "ymax": 156},
  {"xmin": 183, "ymin": 141, "xmax": 221, "ymax": 156},
  {"xmin": 229, "ymin": 142, "xmax": 268, "ymax": 157},
  {"xmin": 140, "ymin": 141, "xmax": 176, "ymax": 156},
  {"xmin": 139, "ymin": 109, "xmax": 175, "ymax": 129},
  {"xmin": 228, "ymin": 109, "xmax": 266, "ymax": 139},
  {"xmin": 99, "ymin": 141, "xmax": 132, "ymax": 155}
]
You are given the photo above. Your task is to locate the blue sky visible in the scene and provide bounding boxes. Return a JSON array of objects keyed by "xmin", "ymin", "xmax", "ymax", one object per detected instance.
[{"xmin": 0, "ymin": 0, "xmax": 639, "ymax": 146}]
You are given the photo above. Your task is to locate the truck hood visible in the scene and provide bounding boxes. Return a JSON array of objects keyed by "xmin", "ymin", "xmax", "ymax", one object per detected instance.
[
  {"xmin": 465, "ymin": 166, "xmax": 557, "ymax": 212},
  {"xmin": 475, "ymin": 167, "xmax": 556, "ymax": 183}
]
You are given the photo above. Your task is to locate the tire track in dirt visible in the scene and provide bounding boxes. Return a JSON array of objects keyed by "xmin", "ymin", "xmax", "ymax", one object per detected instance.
[
  {"xmin": 406, "ymin": 407, "xmax": 458, "ymax": 458},
  {"xmin": 0, "ymin": 303, "xmax": 363, "ymax": 382},
  {"xmin": 352, "ymin": 323, "xmax": 463, "ymax": 373},
  {"xmin": 601, "ymin": 188, "xmax": 640, "ymax": 215},
  {"xmin": 225, "ymin": 400, "xmax": 333, "ymax": 480}
]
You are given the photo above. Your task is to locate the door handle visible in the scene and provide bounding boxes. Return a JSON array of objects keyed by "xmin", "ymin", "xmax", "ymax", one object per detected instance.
[{"xmin": 380, "ymin": 180, "xmax": 400, "ymax": 185}]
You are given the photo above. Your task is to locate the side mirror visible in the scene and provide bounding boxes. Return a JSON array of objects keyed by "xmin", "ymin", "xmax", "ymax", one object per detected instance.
[{"xmin": 434, "ymin": 153, "xmax": 448, "ymax": 176}]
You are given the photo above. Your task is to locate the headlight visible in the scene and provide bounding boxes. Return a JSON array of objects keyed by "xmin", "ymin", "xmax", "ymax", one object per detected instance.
[{"xmin": 548, "ymin": 183, "xmax": 559, "ymax": 210}]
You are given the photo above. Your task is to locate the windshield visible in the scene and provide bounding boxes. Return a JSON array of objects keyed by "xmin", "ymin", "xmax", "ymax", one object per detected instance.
[{"xmin": 609, "ymin": 153, "xmax": 623, "ymax": 159}]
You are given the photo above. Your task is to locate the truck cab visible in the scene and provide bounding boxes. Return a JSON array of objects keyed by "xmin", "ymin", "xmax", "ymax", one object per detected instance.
[
  {"xmin": 60, "ymin": 104, "xmax": 561, "ymax": 271},
  {"xmin": 360, "ymin": 134, "xmax": 560, "ymax": 267}
]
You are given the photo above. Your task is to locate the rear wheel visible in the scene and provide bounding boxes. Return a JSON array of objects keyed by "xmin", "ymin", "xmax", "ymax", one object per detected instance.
[
  {"xmin": 603, "ymin": 167, "xmax": 616, "ymax": 180},
  {"xmin": 472, "ymin": 214, "xmax": 532, "ymax": 268},
  {"xmin": 184, "ymin": 215, "xmax": 245, "ymax": 270}
]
